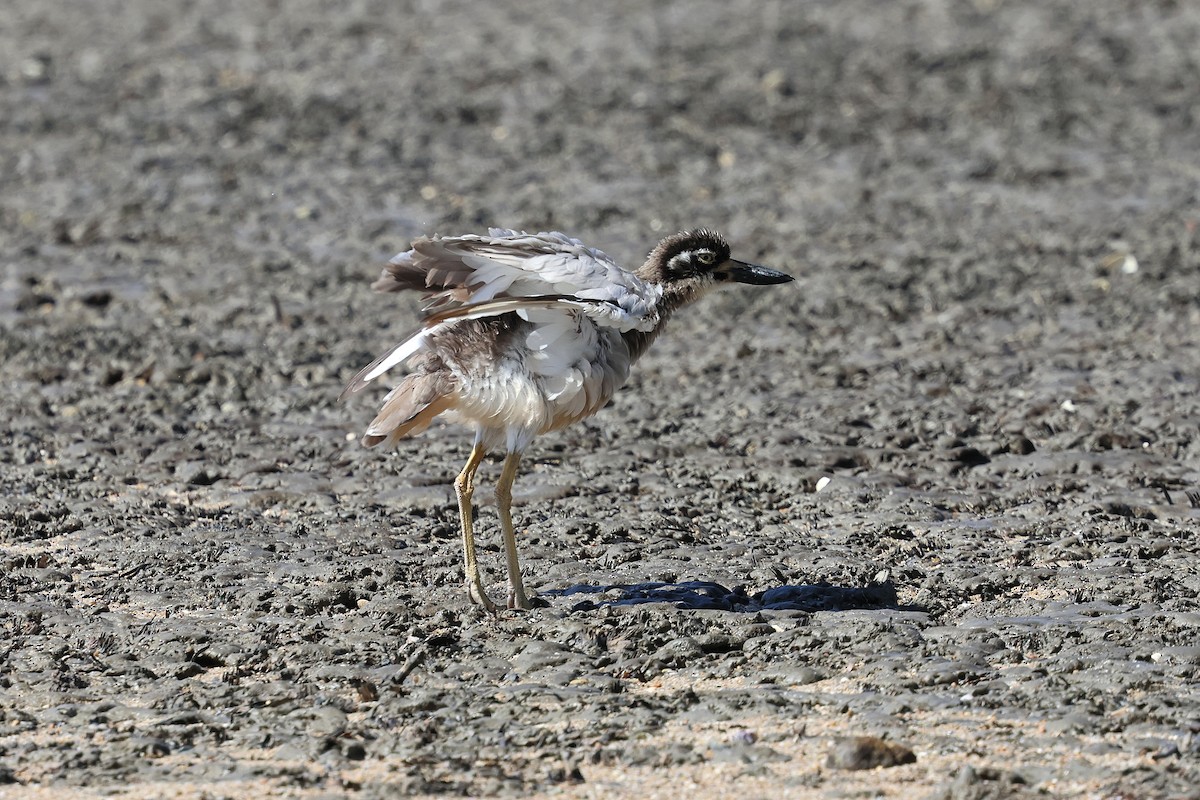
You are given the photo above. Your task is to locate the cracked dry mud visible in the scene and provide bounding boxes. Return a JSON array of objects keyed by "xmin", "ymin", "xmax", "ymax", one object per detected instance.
[{"xmin": 2, "ymin": 0, "xmax": 1199, "ymax": 798}]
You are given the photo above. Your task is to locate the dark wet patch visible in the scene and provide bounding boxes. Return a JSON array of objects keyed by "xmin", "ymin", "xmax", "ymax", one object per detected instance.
[{"xmin": 554, "ymin": 579, "xmax": 901, "ymax": 612}]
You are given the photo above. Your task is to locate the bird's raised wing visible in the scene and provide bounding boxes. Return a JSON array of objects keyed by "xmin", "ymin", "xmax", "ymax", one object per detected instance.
[{"xmin": 373, "ymin": 229, "xmax": 660, "ymax": 325}]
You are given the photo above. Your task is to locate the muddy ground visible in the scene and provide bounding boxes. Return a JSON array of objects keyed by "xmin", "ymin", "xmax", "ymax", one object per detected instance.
[{"xmin": 2, "ymin": 0, "xmax": 1200, "ymax": 797}]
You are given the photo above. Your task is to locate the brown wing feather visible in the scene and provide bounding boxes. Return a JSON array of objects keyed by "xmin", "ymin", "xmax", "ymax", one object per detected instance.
[
  {"xmin": 371, "ymin": 237, "xmax": 480, "ymax": 299},
  {"xmin": 361, "ymin": 371, "xmax": 457, "ymax": 448}
]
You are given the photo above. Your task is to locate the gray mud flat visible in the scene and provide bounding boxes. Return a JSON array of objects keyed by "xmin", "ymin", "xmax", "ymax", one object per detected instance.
[{"xmin": 2, "ymin": 1, "xmax": 1199, "ymax": 797}]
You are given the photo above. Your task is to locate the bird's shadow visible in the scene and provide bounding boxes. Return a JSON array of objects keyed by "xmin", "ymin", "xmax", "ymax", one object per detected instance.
[{"xmin": 545, "ymin": 580, "xmax": 920, "ymax": 613}]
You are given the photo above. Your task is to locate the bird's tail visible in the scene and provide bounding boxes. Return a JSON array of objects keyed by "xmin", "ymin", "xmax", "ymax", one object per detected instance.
[{"xmin": 362, "ymin": 372, "xmax": 456, "ymax": 448}]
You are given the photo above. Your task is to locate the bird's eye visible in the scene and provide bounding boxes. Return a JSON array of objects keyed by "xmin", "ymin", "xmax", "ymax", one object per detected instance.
[{"xmin": 696, "ymin": 250, "xmax": 716, "ymax": 266}]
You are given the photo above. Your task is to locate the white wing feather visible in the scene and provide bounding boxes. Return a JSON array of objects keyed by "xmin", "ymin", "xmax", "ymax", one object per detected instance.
[{"xmin": 404, "ymin": 230, "xmax": 662, "ymax": 325}]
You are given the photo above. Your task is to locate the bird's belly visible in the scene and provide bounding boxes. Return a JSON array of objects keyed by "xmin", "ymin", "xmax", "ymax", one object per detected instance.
[
  {"xmin": 447, "ymin": 359, "xmax": 555, "ymax": 432},
  {"xmin": 445, "ymin": 323, "xmax": 631, "ymax": 436}
]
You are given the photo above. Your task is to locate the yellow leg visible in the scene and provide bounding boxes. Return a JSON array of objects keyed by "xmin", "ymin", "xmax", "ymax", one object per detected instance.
[
  {"xmin": 496, "ymin": 451, "xmax": 530, "ymax": 610},
  {"xmin": 454, "ymin": 444, "xmax": 496, "ymax": 614}
]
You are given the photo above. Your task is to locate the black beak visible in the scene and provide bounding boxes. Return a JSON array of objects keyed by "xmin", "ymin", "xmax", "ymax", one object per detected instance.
[{"xmin": 720, "ymin": 259, "xmax": 794, "ymax": 285}]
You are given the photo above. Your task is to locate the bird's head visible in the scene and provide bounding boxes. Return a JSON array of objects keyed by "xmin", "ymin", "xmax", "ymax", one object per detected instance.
[{"xmin": 641, "ymin": 229, "xmax": 793, "ymax": 298}]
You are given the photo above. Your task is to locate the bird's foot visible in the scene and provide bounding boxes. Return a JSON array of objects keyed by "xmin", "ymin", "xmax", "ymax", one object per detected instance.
[
  {"xmin": 508, "ymin": 583, "xmax": 532, "ymax": 611},
  {"xmin": 467, "ymin": 580, "xmax": 498, "ymax": 615}
]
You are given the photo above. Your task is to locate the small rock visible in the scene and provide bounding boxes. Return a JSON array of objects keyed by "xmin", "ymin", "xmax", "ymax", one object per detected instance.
[
  {"xmin": 825, "ymin": 736, "xmax": 916, "ymax": 770},
  {"xmin": 301, "ymin": 705, "xmax": 348, "ymax": 738}
]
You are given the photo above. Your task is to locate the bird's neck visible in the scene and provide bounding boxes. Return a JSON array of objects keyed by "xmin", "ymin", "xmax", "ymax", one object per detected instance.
[
  {"xmin": 621, "ymin": 280, "xmax": 705, "ymax": 363},
  {"xmin": 656, "ymin": 280, "xmax": 706, "ymax": 314},
  {"xmin": 621, "ymin": 312, "xmax": 668, "ymax": 363}
]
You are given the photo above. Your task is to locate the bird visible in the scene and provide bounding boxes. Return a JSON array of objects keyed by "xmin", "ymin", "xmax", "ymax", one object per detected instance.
[{"xmin": 341, "ymin": 227, "xmax": 793, "ymax": 612}]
